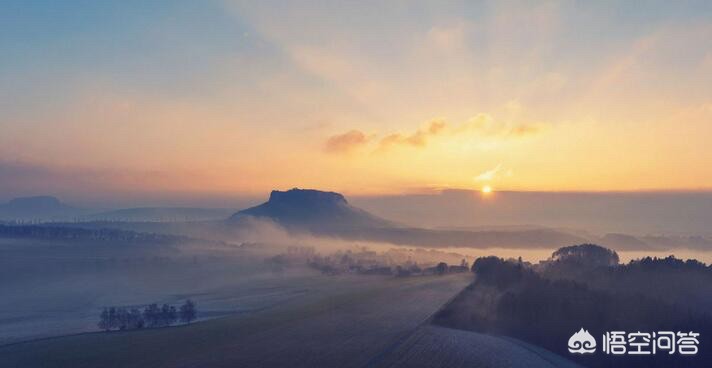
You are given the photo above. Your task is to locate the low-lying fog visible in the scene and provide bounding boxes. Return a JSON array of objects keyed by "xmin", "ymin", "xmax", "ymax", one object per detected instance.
[
  {"xmin": 0, "ymin": 222, "xmax": 472, "ymax": 345},
  {"xmin": 1, "ymin": 214, "xmax": 711, "ymax": 347},
  {"xmin": 447, "ymin": 247, "xmax": 712, "ymax": 265}
]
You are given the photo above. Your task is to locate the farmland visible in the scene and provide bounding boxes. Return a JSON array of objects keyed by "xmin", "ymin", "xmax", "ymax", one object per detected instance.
[
  {"xmin": 0, "ymin": 269, "xmax": 583, "ymax": 368},
  {"xmin": 372, "ymin": 325, "xmax": 582, "ymax": 368},
  {"xmin": 2, "ymin": 273, "xmax": 473, "ymax": 368},
  {"xmin": 0, "ymin": 229, "xmax": 581, "ymax": 368}
]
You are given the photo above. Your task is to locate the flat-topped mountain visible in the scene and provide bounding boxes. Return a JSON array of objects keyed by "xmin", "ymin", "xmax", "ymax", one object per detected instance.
[
  {"xmin": 231, "ymin": 188, "xmax": 394, "ymax": 230},
  {"xmin": 230, "ymin": 188, "xmax": 588, "ymax": 249}
]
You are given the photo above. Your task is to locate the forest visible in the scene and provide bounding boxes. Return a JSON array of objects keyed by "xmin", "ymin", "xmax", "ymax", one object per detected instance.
[{"xmin": 433, "ymin": 244, "xmax": 712, "ymax": 368}]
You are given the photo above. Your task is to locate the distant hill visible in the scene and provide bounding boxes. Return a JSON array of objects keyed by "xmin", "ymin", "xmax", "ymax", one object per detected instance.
[
  {"xmin": 230, "ymin": 189, "xmax": 587, "ymax": 249},
  {"xmin": 231, "ymin": 188, "xmax": 395, "ymax": 231},
  {"xmin": 0, "ymin": 223, "xmax": 234, "ymax": 248},
  {"xmin": 83, "ymin": 207, "xmax": 235, "ymax": 222},
  {"xmin": 0, "ymin": 196, "xmax": 86, "ymax": 221}
]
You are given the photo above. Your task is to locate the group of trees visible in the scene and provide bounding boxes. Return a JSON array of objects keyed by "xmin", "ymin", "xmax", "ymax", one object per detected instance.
[
  {"xmin": 98, "ymin": 300, "xmax": 196, "ymax": 331},
  {"xmin": 0, "ymin": 223, "xmax": 186, "ymax": 244},
  {"xmin": 550, "ymin": 243, "xmax": 620, "ymax": 266},
  {"xmin": 435, "ymin": 244, "xmax": 712, "ymax": 367},
  {"xmin": 266, "ymin": 246, "xmax": 473, "ymax": 278}
]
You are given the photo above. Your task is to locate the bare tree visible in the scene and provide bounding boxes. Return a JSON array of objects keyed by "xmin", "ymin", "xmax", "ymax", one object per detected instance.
[
  {"xmin": 143, "ymin": 304, "xmax": 160, "ymax": 328},
  {"xmin": 179, "ymin": 299, "xmax": 197, "ymax": 324},
  {"xmin": 98, "ymin": 308, "xmax": 111, "ymax": 331}
]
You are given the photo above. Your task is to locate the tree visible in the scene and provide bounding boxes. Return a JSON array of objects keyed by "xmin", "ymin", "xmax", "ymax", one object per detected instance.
[
  {"xmin": 168, "ymin": 305, "xmax": 178, "ymax": 326},
  {"xmin": 98, "ymin": 308, "xmax": 111, "ymax": 331},
  {"xmin": 116, "ymin": 307, "xmax": 129, "ymax": 330},
  {"xmin": 157, "ymin": 304, "xmax": 176, "ymax": 327},
  {"xmin": 436, "ymin": 262, "xmax": 448, "ymax": 275},
  {"xmin": 99, "ymin": 301, "xmax": 195, "ymax": 332},
  {"xmin": 471, "ymin": 256, "xmax": 532, "ymax": 289},
  {"xmin": 108, "ymin": 307, "xmax": 118, "ymax": 330},
  {"xmin": 128, "ymin": 308, "xmax": 144, "ymax": 329},
  {"xmin": 179, "ymin": 299, "xmax": 197, "ymax": 324},
  {"xmin": 143, "ymin": 303, "xmax": 160, "ymax": 328},
  {"xmin": 551, "ymin": 244, "xmax": 619, "ymax": 267}
]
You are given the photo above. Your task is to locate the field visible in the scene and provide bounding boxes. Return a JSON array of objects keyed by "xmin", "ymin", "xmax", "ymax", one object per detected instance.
[
  {"xmin": 0, "ymin": 270, "xmax": 583, "ymax": 368},
  {"xmin": 372, "ymin": 325, "xmax": 582, "ymax": 368},
  {"xmin": 0, "ymin": 236, "xmax": 279, "ymax": 345},
  {"xmin": 1, "ymin": 273, "xmax": 472, "ymax": 368},
  {"xmin": 0, "ymin": 235, "xmax": 581, "ymax": 368}
]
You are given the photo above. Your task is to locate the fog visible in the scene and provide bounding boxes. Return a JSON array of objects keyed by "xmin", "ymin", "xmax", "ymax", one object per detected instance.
[
  {"xmin": 446, "ymin": 246, "xmax": 712, "ymax": 265},
  {"xmin": 3, "ymin": 190, "xmax": 712, "ymax": 349},
  {"xmin": 352, "ymin": 190, "xmax": 712, "ymax": 235},
  {"xmin": 0, "ymin": 219, "xmax": 474, "ymax": 345},
  {"xmin": 0, "ymin": 235, "xmax": 272, "ymax": 344}
]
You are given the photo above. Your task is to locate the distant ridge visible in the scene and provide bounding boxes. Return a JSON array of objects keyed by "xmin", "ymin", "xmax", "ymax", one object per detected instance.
[
  {"xmin": 0, "ymin": 196, "xmax": 85, "ymax": 221},
  {"xmin": 84, "ymin": 207, "xmax": 236, "ymax": 222},
  {"xmin": 231, "ymin": 188, "xmax": 394, "ymax": 230}
]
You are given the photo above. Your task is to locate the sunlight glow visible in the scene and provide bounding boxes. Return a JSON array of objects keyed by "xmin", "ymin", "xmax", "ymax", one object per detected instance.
[{"xmin": 482, "ymin": 185, "xmax": 493, "ymax": 194}]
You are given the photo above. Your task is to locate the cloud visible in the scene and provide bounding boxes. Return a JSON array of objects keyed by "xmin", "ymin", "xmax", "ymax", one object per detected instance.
[
  {"xmin": 510, "ymin": 124, "xmax": 543, "ymax": 136},
  {"xmin": 460, "ymin": 113, "xmax": 544, "ymax": 137},
  {"xmin": 324, "ymin": 130, "xmax": 371, "ymax": 154},
  {"xmin": 377, "ymin": 119, "xmax": 447, "ymax": 151},
  {"xmin": 325, "ymin": 115, "xmax": 546, "ymax": 156},
  {"xmin": 474, "ymin": 164, "xmax": 502, "ymax": 182}
]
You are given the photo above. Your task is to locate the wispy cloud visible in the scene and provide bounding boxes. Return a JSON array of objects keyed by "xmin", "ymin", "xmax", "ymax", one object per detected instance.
[
  {"xmin": 459, "ymin": 113, "xmax": 545, "ymax": 137},
  {"xmin": 377, "ymin": 119, "xmax": 446, "ymax": 151},
  {"xmin": 326, "ymin": 115, "xmax": 546, "ymax": 156},
  {"xmin": 474, "ymin": 164, "xmax": 502, "ymax": 182},
  {"xmin": 324, "ymin": 130, "xmax": 371, "ymax": 154}
]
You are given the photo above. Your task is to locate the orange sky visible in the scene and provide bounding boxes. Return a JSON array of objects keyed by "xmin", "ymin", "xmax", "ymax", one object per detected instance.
[{"xmin": 1, "ymin": 1, "xmax": 711, "ymax": 198}]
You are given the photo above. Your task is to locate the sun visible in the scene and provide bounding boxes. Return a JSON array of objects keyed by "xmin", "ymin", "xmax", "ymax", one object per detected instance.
[{"xmin": 481, "ymin": 185, "xmax": 493, "ymax": 194}]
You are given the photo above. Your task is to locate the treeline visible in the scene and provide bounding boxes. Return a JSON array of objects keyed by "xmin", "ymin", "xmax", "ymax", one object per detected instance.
[
  {"xmin": 541, "ymin": 247, "xmax": 712, "ymax": 315},
  {"xmin": 98, "ymin": 300, "xmax": 196, "ymax": 331},
  {"xmin": 0, "ymin": 224, "xmax": 186, "ymax": 244},
  {"xmin": 434, "ymin": 245, "xmax": 712, "ymax": 368},
  {"xmin": 0, "ymin": 223, "xmax": 239, "ymax": 247},
  {"xmin": 266, "ymin": 246, "xmax": 472, "ymax": 277}
]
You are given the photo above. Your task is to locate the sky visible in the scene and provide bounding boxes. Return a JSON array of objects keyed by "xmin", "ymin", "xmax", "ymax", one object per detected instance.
[{"xmin": 1, "ymin": 0, "xmax": 712, "ymax": 204}]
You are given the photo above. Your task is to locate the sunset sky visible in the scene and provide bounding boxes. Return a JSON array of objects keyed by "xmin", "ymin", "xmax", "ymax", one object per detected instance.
[{"xmin": 2, "ymin": 1, "xmax": 712, "ymax": 202}]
